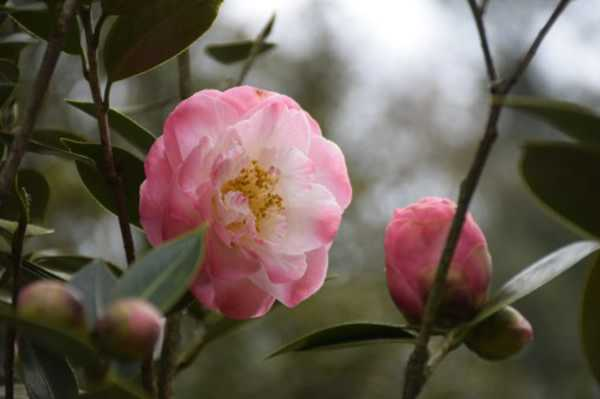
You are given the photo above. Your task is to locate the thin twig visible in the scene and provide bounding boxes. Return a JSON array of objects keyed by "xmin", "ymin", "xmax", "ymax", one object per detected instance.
[
  {"xmin": 4, "ymin": 188, "xmax": 29, "ymax": 399},
  {"xmin": 157, "ymin": 50, "xmax": 194, "ymax": 399},
  {"xmin": 0, "ymin": 0, "xmax": 81, "ymax": 206},
  {"xmin": 401, "ymin": 2, "xmax": 571, "ymax": 398},
  {"xmin": 466, "ymin": 0, "xmax": 498, "ymax": 86},
  {"xmin": 79, "ymin": 8, "xmax": 136, "ymax": 266},
  {"xmin": 235, "ymin": 13, "xmax": 276, "ymax": 86}
]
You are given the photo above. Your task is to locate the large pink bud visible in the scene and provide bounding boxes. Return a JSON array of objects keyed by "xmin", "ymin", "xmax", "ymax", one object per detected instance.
[{"xmin": 384, "ymin": 197, "xmax": 491, "ymax": 328}]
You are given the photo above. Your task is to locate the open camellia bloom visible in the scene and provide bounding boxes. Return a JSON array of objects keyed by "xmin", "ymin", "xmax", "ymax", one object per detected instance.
[
  {"xmin": 384, "ymin": 197, "xmax": 491, "ymax": 328},
  {"xmin": 140, "ymin": 86, "xmax": 352, "ymax": 319}
]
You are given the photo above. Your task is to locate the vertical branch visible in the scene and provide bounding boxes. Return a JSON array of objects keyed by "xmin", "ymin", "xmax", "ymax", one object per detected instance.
[
  {"xmin": 4, "ymin": 188, "xmax": 29, "ymax": 399},
  {"xmin": 0, "ymin": 0, "xmax": 81, "ymax": 205},
  {"xmin": 79, "ymin": 9, "xmax": 135, "ymax": 265},
  {"xmin": 401, "ymin": 1, "xmax": 571, "ymax": 398},
  {"xmin": 157, "ymin": 51, "xmax": 193, "ymax": 399},
  {"xmin": 235, "ymin": 13, "xmax": 276, "ymax": 86}
]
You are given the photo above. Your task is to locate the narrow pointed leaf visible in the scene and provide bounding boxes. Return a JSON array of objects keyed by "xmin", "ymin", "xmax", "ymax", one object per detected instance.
[
  {"xmin": 70, "ymin": 261, "xmax": 118, "ymax": 326},
  {"xmin": 581, "ymin": 255, "xmax": 600, "ymax": 384},
  {"xmin": 112, "ymin": 226, "xmax": 206, "ymax": 312},
  {"xmin": 468, "ymin": 241, "xmax": 600, "ymax": 328},
  {"xmin": 103, "ymin": 0, "xmax": 222, "ymax": 82},
  {"xmin": 0, "ymin": 169, "xmax": 50, "ymax": 223},
  {"xmin": 0, "ymin": 131, "xmax": 91, "ymax": 163},
  {"xmin": 62, "ymin": 139, "xmax": 144, "ymax": 228},
  {"xmin": 19, "ymin": 338, "xmax": 79, "ymax": 399},
  {"xmin": 206, "ymin": 41, "xmax": 275, "ymax": 64},
  {"xmin": 267, "ymin": 322, "xmax": 416, "ymax": 358},
  {"xmin": 66, "ymin": 100, "xmax": 155, "ymax": 154},
  {"xmin": 0, "ymin": 218, "xmax": 53, "ymax": 237},
  {"xmin": 503, "ymin": 96, "xmax": 600, "ymax": 146},
  {"xmin": 521, "ymin": 142, "xmax": 600, "ymax": 238},
  {"xmin": 30, "ymin": 254, "xmax": 123, "ymax": 276}
]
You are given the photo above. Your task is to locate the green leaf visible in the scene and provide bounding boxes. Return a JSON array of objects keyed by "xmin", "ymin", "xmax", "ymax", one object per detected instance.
[
  {"xmin": 103, "ymin": 0, "xmax": 222, "ymax": 81},
  {"xmin": 205, "ymin": 41, "xmax": 276, "ymax": 64},
  {"xmin": 112, "ymin": 225, "xmax": 205, "ymax": 313},
  {"xmin": 581, "ymin": 255, "xmax": 600, "ymax": 384},
  {"xmin": 521, "ymin": 142, "xmax": 600, "ymax": 238},
  {"xmin": 503, "ymin": 96, "xmax": 600, "ymax": 146},
  {"xmin": 19, "ymin": 338, "xmax": 79, "ymax": 399},
  {"xmin": 267, "ymin": 322, "xmax": 416, "ymax": 358},
  {"xmin": 0, "ymin": 301, "xmax": 99, "ymax": 367},
  {"xmin": 70, "ymin": 261, "xmax": 118, "ymax": 326},
  {"xmin": 79, "ymin": 371, "xmax": 150, "ymax": 399},
  {"xmin": 0, "ymin": 131, "xmax": 91, "ymax": 163},
  {"xmin": 0, "ymin": 33, "xmax": 36, "ymax": 62},
  {"xmin": 101, "ymin": 0, "xmax": 150, "ymax": 15},
  {"xmin": 0, "ymin": 59, "xmax": 18, "ymax": 107},
  {"xmin": 9, "ymin": 0, "xmax": 81, "ymax": 55},
  {"xmin": 62, "ymin": 139, "xmax": 144, "ymax": 228},
  {"xmin": 0, "ymin": 219, "xmax": 53, "ymax": 237},
  {"xmin": 30, "ymin": 254, "xmax": 123, "ymax": 276},
  {"xmin": 467, "ymin": 241, "xmax": 600, "ymax": 328},
  {"xmin": 0, "ymin": 169, "xmax": 50, "ymax": 223},
  {"xmin": 66, "ymin": 100, "xmax": 156, "ymax": 154}
]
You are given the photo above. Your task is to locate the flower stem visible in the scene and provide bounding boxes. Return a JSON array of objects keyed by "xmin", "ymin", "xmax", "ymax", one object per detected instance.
[{"xmin": 401, "ymin": 1, "xmax": 572, "ymax": 398}]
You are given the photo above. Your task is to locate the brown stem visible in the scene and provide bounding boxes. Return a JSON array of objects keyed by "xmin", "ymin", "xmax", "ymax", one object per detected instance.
[
  {"xmin": 4, "ymin": 189, "xmax": 28, "ymax": 399},
  {"xmin": 235, "ymin": 13, "xmax": 276, "ymax": 86},
  {"xmin": 401, "ymin": 1, "xmax": 571, "ymax": 398},
  {"xmin": 0, "ymin": 0, "xmax": 81, "ymax": 206},
  {"xmin": 79, "ymin": 9, "xmax": 136, "ymax": 266}
]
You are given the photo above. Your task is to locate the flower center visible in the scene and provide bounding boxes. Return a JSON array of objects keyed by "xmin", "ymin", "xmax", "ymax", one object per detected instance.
[{"xmin": 221, "ymin": 160, "xmax": 284, "ymax": 231}]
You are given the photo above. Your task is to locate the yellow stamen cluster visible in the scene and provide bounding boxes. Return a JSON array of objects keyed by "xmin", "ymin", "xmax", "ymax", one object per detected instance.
[{"xmin": 221, "ymin": 160, "xmax": 284, "ymax": 231}]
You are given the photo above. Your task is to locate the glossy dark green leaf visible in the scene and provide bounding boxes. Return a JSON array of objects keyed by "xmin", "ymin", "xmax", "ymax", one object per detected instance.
[
  {"xmin": 66, "ymin": 100, "xmax": 155, "ymax": 154},
  {"xmin": 0, "ymin": 58, "xmax": 18, "ymax": 107},
  {"xmin": 19, "ymin": 338, "xmax": 79, "ymax": 399},
  {"xmin": 62, "ymin": 139, "xmax": 144, "ymax": 228},
  {"xmin": 103, "ymin": 0, "xmax": 222, "ymax": 81},
  {"xmin": 30, "ymin": 254, "xmax": 123, "ymax": 276},
  {"xmin": 0, "ymin": 131, "xmax": 91, "ymax": 163},
  {"xmin": 0, "ymin": 33, "xmax": 36, "ymax": 62},
  {"xmin": 467, "ymin": 241, "xmax": 600, "ymax": 328},
  {"xmin": 9, "ymin": 0, "xmax": 81, "ymax": 55},
  {"xmin": 522, "ymin": 142, "xmax": 600, "ymax": 238},
  {"xmin": 205, "ymin": 41, "xmax": 275, "ymax": 64},
  {"xmin": 0, "ymin": 300, "xmax": 99, "ymax": 367},
  {"xmin": 581, "ymin": 255, "xmax": 600, "ymax": 384},
  {"xmin": 503, "ymin": 96, "xmax": 600, "ymax": 146},
  {"xmin": 0, "ymin": 169, "xmax": 50, "ymax": 223},
  {"xmin": 101, "ymin": 0, "xmax": 151, "ymax": 15},
  {"xmin": 112, "ymin": 225, "xmax": 205, "ymax": 313},
  {"xmin": 267, "ymin": 322, "xmax": 416, "ymax": 358},
  {"xmin": 70, "ymin": 261, "xmax": 118, "ymax": 326}
]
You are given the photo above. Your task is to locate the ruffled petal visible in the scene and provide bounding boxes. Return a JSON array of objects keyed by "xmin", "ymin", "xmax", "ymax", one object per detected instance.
[{"xmin": 308, "ymin": 135, "xmax": 352, "ymax": 210}]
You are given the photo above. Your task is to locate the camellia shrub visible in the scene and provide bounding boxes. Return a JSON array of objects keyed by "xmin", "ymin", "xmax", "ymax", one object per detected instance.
[{"xmin": 0, "ymin": 1, "xmax": 599, "ymax": 399}]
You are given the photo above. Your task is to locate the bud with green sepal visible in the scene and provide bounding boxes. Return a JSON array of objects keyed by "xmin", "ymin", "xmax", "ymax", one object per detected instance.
[
  {"xmin": 465, "ymin": 306, "xmax": 534, "ymax": 360},
  {"xmin": 93, "ymin": 298, "xmax": 162, "ymax": 361}
]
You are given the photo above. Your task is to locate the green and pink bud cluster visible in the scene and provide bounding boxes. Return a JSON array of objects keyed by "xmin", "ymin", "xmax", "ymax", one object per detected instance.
[{"xmin": 17, "ymin": 280, "xmax": 162, "ymax": 361}]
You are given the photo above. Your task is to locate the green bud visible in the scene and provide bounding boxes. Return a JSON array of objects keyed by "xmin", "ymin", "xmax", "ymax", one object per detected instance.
[
  {"xmin": 465, "ymin": 306, "xmax": 533, "ymax": 361},
  {"xmin": 17, "ymin": 280, "xmax": 85, "ymax": 331},
  {"xmin": 93, "ymin": 299, "xmax": 162, "ymax": 361}
]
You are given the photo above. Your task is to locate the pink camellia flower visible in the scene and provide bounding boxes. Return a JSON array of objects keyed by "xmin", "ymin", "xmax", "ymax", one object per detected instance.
[
  {"xmin": 140, "ymin": 86, "xmax": 352, "ymax": 320},
  {"xmin": 384, "ymin": 197, "xmax": 491, "ymax": 328}
]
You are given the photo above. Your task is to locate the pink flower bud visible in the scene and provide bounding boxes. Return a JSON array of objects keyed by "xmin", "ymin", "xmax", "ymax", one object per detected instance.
[
  {"xmin": 17, "ymin": 280, "xmax": 85, "ymax": 331},
  {"xmin": 384, "ymin": 197, "xmax": 491, "ymax": 328},
  {"xmin": 93, "ymin": 299, "xmax": 162, "ymax": 361},
  {"xmin": 465, "ymin": 306, "xmax": 534, "ymax": 360}
]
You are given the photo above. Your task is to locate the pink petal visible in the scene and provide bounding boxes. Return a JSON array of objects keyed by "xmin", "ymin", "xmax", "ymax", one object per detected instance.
[
  {"xmin": 161, "ymin": 186, "xmax": 201, "ymax": 241},
  {"xmin": 205, "ymin": 228, "xmax": 260, "ymax": 280},
  {"xmin": 250, "ymin": 246, "xmax": 328, "ymax": 307},
  {"xmin": 308, "ymin": 135, "xmax": 352, "ymax": 210},
  {"xmin": 162, "ymin": 92, "xmax": 242, "ymax": 168},
  {"xmin": 258, "ymin": 250, "xmax": 307, "ymax": 284}
]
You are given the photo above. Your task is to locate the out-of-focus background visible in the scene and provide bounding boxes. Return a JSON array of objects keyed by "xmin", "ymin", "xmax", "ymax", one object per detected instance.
[{"xmin": 15, "ymin": 0, "xmax": 600, "ymax": 397}]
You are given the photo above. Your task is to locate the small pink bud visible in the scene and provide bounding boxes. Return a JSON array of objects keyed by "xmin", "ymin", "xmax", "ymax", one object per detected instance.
[
  {"xmin": 93, "ymin": 299, "xmax": 162, "ymax": 361},
  {"xmin": 384, "ymin": 197, "xmax": 492, "ymax": 328},
  {"xmin": 17, "ymin": 280, "xmax": 85, "ymax": 331},
  {"xmin": 465, "ymin": 306, "xmax": 534, "ymax": 360}
]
